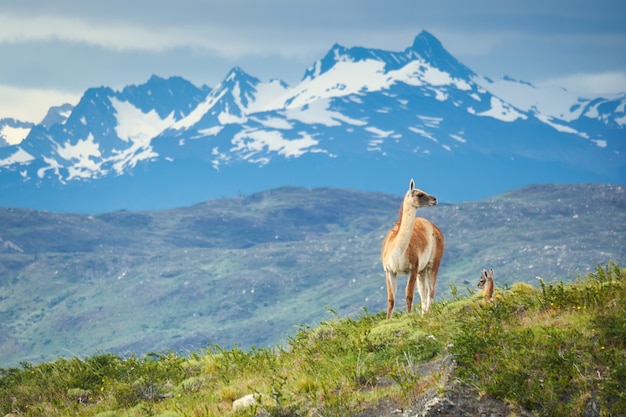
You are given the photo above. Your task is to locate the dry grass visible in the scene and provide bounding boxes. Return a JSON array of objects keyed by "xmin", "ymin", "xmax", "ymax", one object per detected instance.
[{"xmin": 1, "ymin": 263, "xmax": 624, "ymax": 416}]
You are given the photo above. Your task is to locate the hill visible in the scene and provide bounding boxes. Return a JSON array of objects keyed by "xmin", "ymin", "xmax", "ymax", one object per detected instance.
[
  {"xmin": 0, "ymin": 182, "xmax": 624, "ymax": 368},
  {"xmin": 1, "ymin": 263, "xmax": 624, "ymax": 416}
]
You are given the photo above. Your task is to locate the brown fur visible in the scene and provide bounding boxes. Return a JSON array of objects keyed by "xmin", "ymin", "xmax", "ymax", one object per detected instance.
[
  {"xmin": 381, "ymin": 179, "xmax": 445, "ymax": 318},
  {"xmin": 478, "ymin": 268, "xmax": 495, "ymax": 301}
]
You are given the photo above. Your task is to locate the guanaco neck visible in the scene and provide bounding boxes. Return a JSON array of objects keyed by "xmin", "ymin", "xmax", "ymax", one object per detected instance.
[
  {"xmin": 393, "ymin": 194, "xmax": 417, "ymax": 250},
  {"xmin": 484, "ymin": 278, "xmax": 494, "ymax": 300}
]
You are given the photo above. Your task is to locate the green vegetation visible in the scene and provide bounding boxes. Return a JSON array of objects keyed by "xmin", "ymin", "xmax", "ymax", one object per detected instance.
[
  {"xmin": 1, "ymin": 183, "xmax": 624, "ymax": 367},
  {"xmin": 2, "ymin": 263, "xmax": 624, "ymax": 416}
]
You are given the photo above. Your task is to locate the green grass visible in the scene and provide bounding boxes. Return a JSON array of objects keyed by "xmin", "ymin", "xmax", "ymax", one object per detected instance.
[
  {"xmin": 2, "ymin": 184, "xmax": 625, "ymax": 367},
  {"xmin": 1, "ymin": 262, "xmax": 624, "ymax": 416}
]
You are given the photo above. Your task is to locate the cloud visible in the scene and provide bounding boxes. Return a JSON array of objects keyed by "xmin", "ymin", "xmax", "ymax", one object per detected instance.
[
  {"xmin": 1, "ymin": 0, "xmax": 625, "ymax": 122},
  {"xmin": 538, "ymin": 71, "xmax": 626, "ymax": 95},
  {"xmin": 0, "ymin": 10, "xmax": 411, "ymax": 60},
  {"xmin": 0, "ymin": 13, "xmax": 215, "ymax": 53}
]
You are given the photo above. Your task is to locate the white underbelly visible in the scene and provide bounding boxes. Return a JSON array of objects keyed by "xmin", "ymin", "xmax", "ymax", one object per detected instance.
[
  {"xmin": 383, "ymin": 222, "xmax": 436, "ymax": 274},
  {"xmin": 385, "ymin": 246, "xmax": 411, "ymax": 274}
]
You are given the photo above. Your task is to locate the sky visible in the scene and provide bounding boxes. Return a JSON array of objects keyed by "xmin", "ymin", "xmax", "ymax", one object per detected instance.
[{"xmin": 1, "ymin": 0, "xmax": 626, "ymax": 123}]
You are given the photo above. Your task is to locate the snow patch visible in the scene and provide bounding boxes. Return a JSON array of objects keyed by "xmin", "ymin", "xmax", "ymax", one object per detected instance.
[
  {"xmin": 365, "ymin": 126, "xmax": 394, "ymax": 138},
  {"xmin": 473, "ymin": 75, "xmax": 584, "ymax": 122},
  {"xmin": 55, "ymin": 134, "xmax": 104, "ymax": 179},
  {"xmin": 285, "ymin": 98, "xmax": 366, "ymax": 126},
  {"xmin": 173, "ymin": 88, "xmax": 228, "ymax": 130},
  {"xmin": 218, "ymin": 108, "xmax": 247, "ymax": 124},
  {"xmin": 252, "ymin": 116, "xmax": 293, "ymax": 130},
  {"xmin": 367, "ymin": 139, "xmax": 384, "ymax": 152},
  {"xmin": 417, "ymin": 115, "xmax": 442, "ymax": 128},
  {"xmin": 409, "ymin": 127, "xmax": 437, "ymax": 142},
  {"xmin": 472, "ymin": 96, "xmax": 527, "ymax": 122},
  {"xmin": 449, "ymin": 134, "xmax": 467, "ymax": 143},
  {"xmin": 399, "ymin": 60, "xmax": 472, "ymax": 90},
  {"xmin": 280, "ymin": 57, "xmax": 471, "ymax": 111},
  {"xmin": 0, "ymin": 147, "xmax": 35, "ymax": 167},
  {"xmin": 535, "ymin": 114, "xmax": 588, "ymax": 138},
  {"xmin": 0, "ymin": 125, "xmax": 31, "ymax": 145},
  {"xmin": 584, "ymin": 102, "xmax": 601, "ymax": 118},
  {"xmin": 38, "ymin": 156, "xmax": 64, "ymax": 182},
  {"xmin": 56, "ymin": 133, "xmax": 101, "ymax": 162},
  {"xmin": 281, "ymin": 59, "xmax": 389, "ymax": 109},
  {"xmin": 109, "ymin": 97, "xmax": 174, "ymax": 174},
  {"xmin": 112, "ymin": 97, "xmax": 175, "ymax": 142},
  {"xmin": 230, "ymin": 129, "xmax": 322, "ymax": 162},
  {"xmin": 197, "ymin": 126, "xmax": 224, "ymax": 137},
  {"xmin": 230, "ymin": 81, "xmax": 252, "ymax": 113},
  {"xmin": 245, "ymin": 79, "xmax": 291, "ymax": 113},
  {"xmin": 433, "ymin": 89, "xmax": 448, "ymax": 101}
]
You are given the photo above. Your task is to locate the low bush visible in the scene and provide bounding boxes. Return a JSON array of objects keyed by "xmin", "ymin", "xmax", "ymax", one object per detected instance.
[{"xmin": 1, "ymin": 263, "xmax": 623, "ymax": 416}]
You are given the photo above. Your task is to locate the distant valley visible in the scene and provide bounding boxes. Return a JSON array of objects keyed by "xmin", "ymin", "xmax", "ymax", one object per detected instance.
[{"xmin": 0, "ymin": 182, "xmax": 624, "ymax": 367}]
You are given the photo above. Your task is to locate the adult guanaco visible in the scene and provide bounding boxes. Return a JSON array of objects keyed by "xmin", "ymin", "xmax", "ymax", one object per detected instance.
[{"xmin": 381, "ymin": 179, "xmax": 444, "ymax": 318}]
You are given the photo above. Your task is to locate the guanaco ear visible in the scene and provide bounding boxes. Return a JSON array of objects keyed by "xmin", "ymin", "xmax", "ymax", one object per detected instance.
[
  {"xmin": 482, "ymin": 269, "xmax": 488, "ymax": 277},
  {"xmin": 409, "ymin": 179, "xmax": 415, "ymax": 191},
  {"xmin": 489, "ymin": 268, "xmax": 494, "ymax": 278}
]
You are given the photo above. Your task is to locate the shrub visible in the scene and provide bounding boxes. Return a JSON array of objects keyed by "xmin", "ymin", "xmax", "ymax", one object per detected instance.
[
  {"xmin": 452, "ymin": 262, "xmax": 626, "ymax": 416},
  {"xmin": 1, "ymin": 263, "xmax": 624, "ymax": 416}
]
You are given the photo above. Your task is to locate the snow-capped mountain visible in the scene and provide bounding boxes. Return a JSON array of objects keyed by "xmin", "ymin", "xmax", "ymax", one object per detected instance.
[{"xmin": 0, "ymin": 31, "xmax": 624, "ymax": 213}]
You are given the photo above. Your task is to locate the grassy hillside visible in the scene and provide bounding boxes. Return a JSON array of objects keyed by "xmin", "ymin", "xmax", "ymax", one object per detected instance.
[
  {"xmin": 1, "ymin": 263, "xmax": 624, "ymax": 416},
  {"xmin": 0, "ymin": 183, "xmax": 624, "ymax": 367}
]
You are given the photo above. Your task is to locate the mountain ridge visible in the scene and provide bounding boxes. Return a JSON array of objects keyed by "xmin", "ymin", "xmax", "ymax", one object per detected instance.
[{"xmin": 0, "ymin": 30, "xmax": 624, "ymax": 213}]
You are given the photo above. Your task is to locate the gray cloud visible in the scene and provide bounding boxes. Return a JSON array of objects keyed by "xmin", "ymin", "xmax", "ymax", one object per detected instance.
[{"xmin": 1, "ymin": 0, "xmax": 625, "ymax": 121}]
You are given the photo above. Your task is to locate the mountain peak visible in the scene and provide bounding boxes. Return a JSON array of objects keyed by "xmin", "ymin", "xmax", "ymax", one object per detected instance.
[
  {"xmin": 408, "ymin": 30, "xmax": 475, "ymax": 79},
  {"xmin": 143, "ymin": 74, "xmax": 192, "ymax": 89},
  {"xmin": 302, "ymin": 31, "xmax": 474, "ymax": 82},
  {"xmin": 301, "ymin": 43, "xmax": 351, "ymax": 81},
  {"xmin": 224, "ymin": 66, "xmax": 258, "ymax": 83},
  {"xmin": 146, "ymin": 74, "xmax": 166, "ymax": 83},
  {"xmin": 190, "ymin": 66, "xmax": 264, "ymax": 122},
  {"xmin": 411, "ymin": 30, "xmax": 441, "ymax": 51},
  {"xmin": 119, "ymin": 75, "xmax": 208, "ymax": 119},
  {"xmin": 39, "ymin": 103, "xmax": 74, "ymax": 129}
]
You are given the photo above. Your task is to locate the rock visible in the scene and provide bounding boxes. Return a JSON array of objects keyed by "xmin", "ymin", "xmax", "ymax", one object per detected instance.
[
  {"xmin": 414, "ymin": 383, "xmax": 535, "ymax": 417},
  {"xmin": 232, "ymin": 393, "xmax": 260, "ymax": 411},
  {"xmin": 355, "ymin": 355, "xmax": 534, "ymax": 417}
]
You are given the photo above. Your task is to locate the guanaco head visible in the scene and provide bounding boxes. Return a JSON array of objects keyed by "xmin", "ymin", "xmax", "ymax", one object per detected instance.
[
  {"xmin": 406, "ymin": 179, "xmax": 438, "ymax": 208},
  {"xmin": 478, "ymin": 268, "xmax": 494, "ymax": 289}
]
